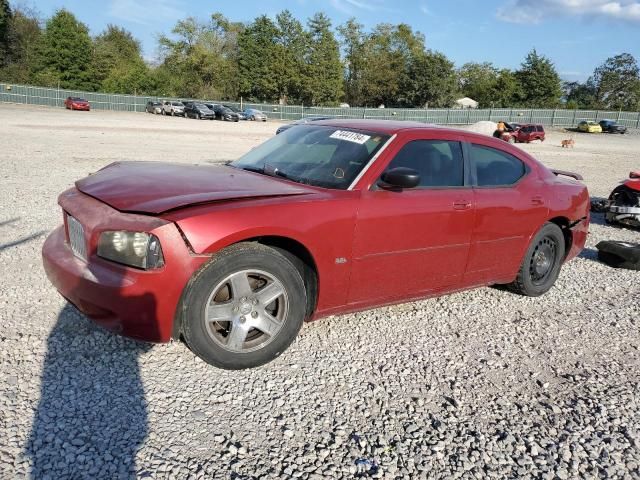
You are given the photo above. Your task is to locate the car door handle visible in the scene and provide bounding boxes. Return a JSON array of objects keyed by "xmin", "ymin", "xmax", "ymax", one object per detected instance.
[
  {"xmin": 531, "ymin": 195, "xmax": 544, "ymax": 206},
  {"xmin": 453, "ymin": 200, "xmax": 472, "ymax": 210}
]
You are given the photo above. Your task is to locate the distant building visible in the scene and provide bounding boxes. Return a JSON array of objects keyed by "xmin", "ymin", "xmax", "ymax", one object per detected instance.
[{"xmin": 454, "ymin": 97, "xmax": 479, "ymax": 109}]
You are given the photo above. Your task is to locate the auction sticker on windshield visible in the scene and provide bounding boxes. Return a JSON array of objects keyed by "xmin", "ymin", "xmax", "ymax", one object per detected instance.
[{"xmin": 330, "ymin": 130, "xmax": 371, "ymax": 144}]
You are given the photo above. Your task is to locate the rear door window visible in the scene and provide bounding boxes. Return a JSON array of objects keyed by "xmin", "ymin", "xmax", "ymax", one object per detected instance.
[{"xmin": 470, "ymin": 144, "xmax": 527, "ymax": 187}]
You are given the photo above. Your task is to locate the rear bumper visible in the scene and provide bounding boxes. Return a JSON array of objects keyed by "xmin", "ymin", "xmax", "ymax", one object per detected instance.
[
  {"xmin": 566, "ymin": 216, "xmax": 589, "ymax": 262},
  {"xmin": 42, "ymin": 191, "xmax": 209, "ymax": 342}
]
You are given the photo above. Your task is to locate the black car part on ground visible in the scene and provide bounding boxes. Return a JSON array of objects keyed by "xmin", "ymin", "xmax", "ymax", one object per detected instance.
[
  {"xmin": 596, "ymin": 241, "xmax": 640, "ymax": 270},
  {"xmin": 605, "ymin": 184, "xmax": 640, "ymax": 228}
]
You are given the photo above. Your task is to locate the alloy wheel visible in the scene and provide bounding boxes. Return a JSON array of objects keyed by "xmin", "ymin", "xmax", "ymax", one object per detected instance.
[{"xmin": 204, "ymin": 269, "xmax": 288, "ymax": 353}]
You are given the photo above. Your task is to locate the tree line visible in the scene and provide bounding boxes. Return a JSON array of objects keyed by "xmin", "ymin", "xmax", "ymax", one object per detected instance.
[{"xmin": 1, "ymin": 2, "xmax": 639, "ymax": 110}]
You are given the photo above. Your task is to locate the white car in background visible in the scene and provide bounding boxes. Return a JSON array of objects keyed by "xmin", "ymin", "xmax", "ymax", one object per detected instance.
[{"xmin": 163, "ymin": 101, "xmax": 185, "ymax": 116}]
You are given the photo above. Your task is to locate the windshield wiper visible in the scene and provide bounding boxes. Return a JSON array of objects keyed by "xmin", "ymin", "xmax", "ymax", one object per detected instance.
[
  {"xmin": 237, "ymin": 165, "xmax": 265, "ymax": 174},
  {"xmin": 235, "ymin": 164, "xmax": 310, "ymax": 186}
]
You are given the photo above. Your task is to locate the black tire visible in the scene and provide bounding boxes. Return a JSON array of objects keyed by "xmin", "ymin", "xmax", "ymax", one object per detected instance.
[
  {"xmin": 182, "ymin": 242, "xmax": 307, "ymax": 369},
  {"xmin": 506, "ymin": 223, "xmax": 565, "ymax": 297},
  {"xmin": 596, "ymin": 241, "xmax": 640, "ymax": 270}
]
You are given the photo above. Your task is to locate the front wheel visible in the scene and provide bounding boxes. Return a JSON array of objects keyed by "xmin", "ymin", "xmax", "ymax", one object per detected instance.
[
  {"xmin": 506, "ymin": 223, "xmax": 565, "ymax": 297},
  {"xmin": 182, "ymin": 243, "xmax": 307, "ymax": 369}
]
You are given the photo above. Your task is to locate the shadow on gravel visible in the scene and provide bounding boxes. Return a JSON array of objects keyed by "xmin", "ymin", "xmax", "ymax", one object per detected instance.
[
  {"xmin": 579, "ymin": 247, "xmax": 600, "ymax": 263},
  {"xmin": 0, "ymin": 217, "xmax": 20, "ymax": 228},
  {"xmin": 24, "ymin": 304, "xmax": 151, "ymax": 479},
  {"xmin": 0, "ymin": 231, "xmax": 46, "ymax": 252}
]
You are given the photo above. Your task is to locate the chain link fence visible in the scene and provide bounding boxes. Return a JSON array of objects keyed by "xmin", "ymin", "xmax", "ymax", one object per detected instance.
[{"xmin": 2, "ymin": 81, "xmax": 640, "ymax": 129}]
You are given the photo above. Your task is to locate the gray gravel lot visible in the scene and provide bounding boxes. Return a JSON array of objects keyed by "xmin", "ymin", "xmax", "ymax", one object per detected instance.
[{"xmin": 1, "ymin": 104, "xmax": 639, "ymax": 479}]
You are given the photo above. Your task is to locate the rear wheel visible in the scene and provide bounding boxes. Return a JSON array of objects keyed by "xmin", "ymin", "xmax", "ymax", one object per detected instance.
[
  {"xmin": 182, "ymin": 243, "xmax": 307, "ymax": 369},
  {"xmin": 506, "ymin": 223, "xmax": 565, "ymax": 297}
]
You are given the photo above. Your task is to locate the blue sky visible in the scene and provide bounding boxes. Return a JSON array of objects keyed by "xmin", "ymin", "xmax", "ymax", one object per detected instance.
[{"xmin": 32, "ymin": 0, "xmax": 640, "ymax": 81}]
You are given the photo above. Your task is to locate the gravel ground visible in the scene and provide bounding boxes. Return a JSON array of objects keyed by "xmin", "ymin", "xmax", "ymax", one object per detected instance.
[{"xmin": 1, "ymin": 104, "xmax": 639, "ymax": 479}]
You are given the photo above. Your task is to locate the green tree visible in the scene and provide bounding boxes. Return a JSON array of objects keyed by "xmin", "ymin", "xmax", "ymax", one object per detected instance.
[
  {"xmin": 93, "ymin": 25, "xmax": 150, "ymax": 94},
  {"xmin": 0, "ymin": 0, "xmax": 11, "ymax": 66},
  {"xmin": 303, "ymin": 12, "xmax": 342, "ymax": 105},
  {"xmin": 458, "ymin": 62, "xmax": 499, "ymax": 107},
  {"xmin": 237, "ymin": 15, "xmax": 280, "ymax": 101},
  {"xmin": 515, "ymin": 49, "xmax": 562, "ymax": 107},
  {"xmin": 31, "ymin": 9, "xmax": 96, "ymax": 89},
  {"xmin": 158, "ymin": 14, "xmax": 242, "ymax": 99},
  {"xmin": 591, "ymin": 53, "xmax": 640, "ymax": 110},
  {"xmin": 274, "ymin": 10, "xmax": 307, "ymax": 103},
  {"xmin": 338, "ymin": 18, "xmax": 366, "ymax": 106},
  {"xmin": 404, "ymin": 50, "xmax": 457, "ymax": 108},
  {"xmin": 563, "ymin": 80, "xmax": 597, "ymax": 109},
  {"xmin": 0, "ymin": 5, "xmax": 41, "ymax": 83},
  {"xmin": 358, "ymin": 23, "xmax": 426, "ymax": 107},
  {"xmin": 489, "ymin": 69, "xmax": 519, "ymax": 108}
]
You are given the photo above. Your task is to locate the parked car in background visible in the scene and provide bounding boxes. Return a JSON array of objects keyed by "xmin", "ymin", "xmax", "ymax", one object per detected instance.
[
  {"xmin": 184, "ymin": 103, "xmax": 215, "ymax": 120},
  {"xmin": 244, "ymin": 108, "xmax": 267, "ymax": 121},
  {"xmin": 599, "ymin": 119, "xmax": 627, "ymax": 134},
  {"xmin": 146, "ymin": 101, "xmax": 163, "ymax": 114},
  {"xmin": 64, "ymin": 97, "xmax": 90, "ymax": 111},
  {"xmin": 516, "ymin": 124, "xmax": 545, "ymax": 143},
  {"xmin": 42, "ymin": 120, "xmax": 589, "ymax": 369},
  {"xmin": 577, "ymin": 121, "xmax": 603, "ymax": 133},
  {"xmin": 163, "ymin": 101, "xmax": 185, "ymax": 116},
  {"xmin": 206, "ymin": 104, "xmax": 240, "ymax": 122},
  {"xmin": 224, "ymin": 105, "xmax": 247, "ymax": 120},
  {"xmin": 276, "ymin": 116, "xmax": 335, "ymax": 135}
]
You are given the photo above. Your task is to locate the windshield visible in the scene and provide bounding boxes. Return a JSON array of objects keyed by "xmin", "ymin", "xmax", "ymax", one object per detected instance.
[
  {"xmin": 231, "ymin": 125, "xmax": 390, "ymax": 190},
  {"xmin": 172, "ymin": 102, "xmax": 183, "ymax": 106}
]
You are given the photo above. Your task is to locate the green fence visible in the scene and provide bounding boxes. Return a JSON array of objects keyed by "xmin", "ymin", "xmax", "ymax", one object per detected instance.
[{"xmin": 2, "ymin": 81, "xmax": 640, "ymax": 129}]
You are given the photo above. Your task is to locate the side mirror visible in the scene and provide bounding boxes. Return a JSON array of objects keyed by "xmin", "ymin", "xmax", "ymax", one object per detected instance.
[{"xmin": 378, "ymin": 167, "xmax": 420, "ymax": 190}]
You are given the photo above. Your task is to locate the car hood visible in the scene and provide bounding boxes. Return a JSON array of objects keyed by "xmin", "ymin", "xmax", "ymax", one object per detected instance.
[{"xmin": 75, "ymin": 161, "xmax": 315, "ymax": 214}]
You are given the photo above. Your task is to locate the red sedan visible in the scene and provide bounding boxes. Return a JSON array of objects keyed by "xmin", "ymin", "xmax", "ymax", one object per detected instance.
[
  {"xmin": 64, "ymin": 96, "xmax": 91, "ymax": 111},
  {"xmin": 42, "ymin": 120, "xmax": 590, "ymax": 369}
]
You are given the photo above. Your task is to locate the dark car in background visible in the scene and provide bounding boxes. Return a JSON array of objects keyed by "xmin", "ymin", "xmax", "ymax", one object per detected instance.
[
  {"xmin": 184, "ymin": 103, "xmax": 215, "ymax": 120},
  {"xmin": 206, "ymin": 104, "xmax": 240, "ymax": 122},
  {"xmin": 599, "ymin": 119, "xmax": 627, "ymax": 134},
  {"xmin": 64, "ymin": 97, "xmax": 90, "ymax": 111},
  {"xmin": 223, "ymin": 105, "xmax": 247, "ymax": 120},
  {"xmin": 146, "ymin": 101, "xmax": 163, "ymax": 114},
  {"xmin": 276, "ymin": 116, "xmax": 335, "ymax": 135}
]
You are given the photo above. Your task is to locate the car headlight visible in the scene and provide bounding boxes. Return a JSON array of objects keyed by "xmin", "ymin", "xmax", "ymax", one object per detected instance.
[{"xmin": 98, "ymin": 231, "xmax": 164, "ymax": 269}]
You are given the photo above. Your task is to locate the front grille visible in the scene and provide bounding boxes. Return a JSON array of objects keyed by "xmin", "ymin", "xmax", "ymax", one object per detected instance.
[{"xmin": 67, "ymin": 214, "xmax": 87, "ymax": 260}]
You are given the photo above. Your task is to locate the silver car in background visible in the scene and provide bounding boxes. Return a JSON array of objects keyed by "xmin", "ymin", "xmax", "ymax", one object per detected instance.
[
  {"xmin": 163, "ymin": 101, "xmax": 185, "ymax": 116},
  {"xmin": 244, "ymin": 108, "xmax": 268, "ymax": 122}
]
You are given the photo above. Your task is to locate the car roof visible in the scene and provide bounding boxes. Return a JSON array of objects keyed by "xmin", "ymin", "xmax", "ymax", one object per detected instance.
[{"xmin": 311, "ymin": 119, "xmax": 541, "ymax": 146}]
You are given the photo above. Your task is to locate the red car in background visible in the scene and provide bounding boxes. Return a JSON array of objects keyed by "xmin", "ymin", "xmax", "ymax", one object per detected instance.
[
  {"xmin": 497, "ymin": 123, "xmax": 545, "ymax": 144},
  {"xmin": 42, "ymin": 120, "xmax": 589, "ymax": 369},
  {"xmin": 516, "ymin": 124, "xmax": 546, "ymax": 143},
  {"xmin": 64, "ymin": 96, "xmax": 91, "ymax": 111}
]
